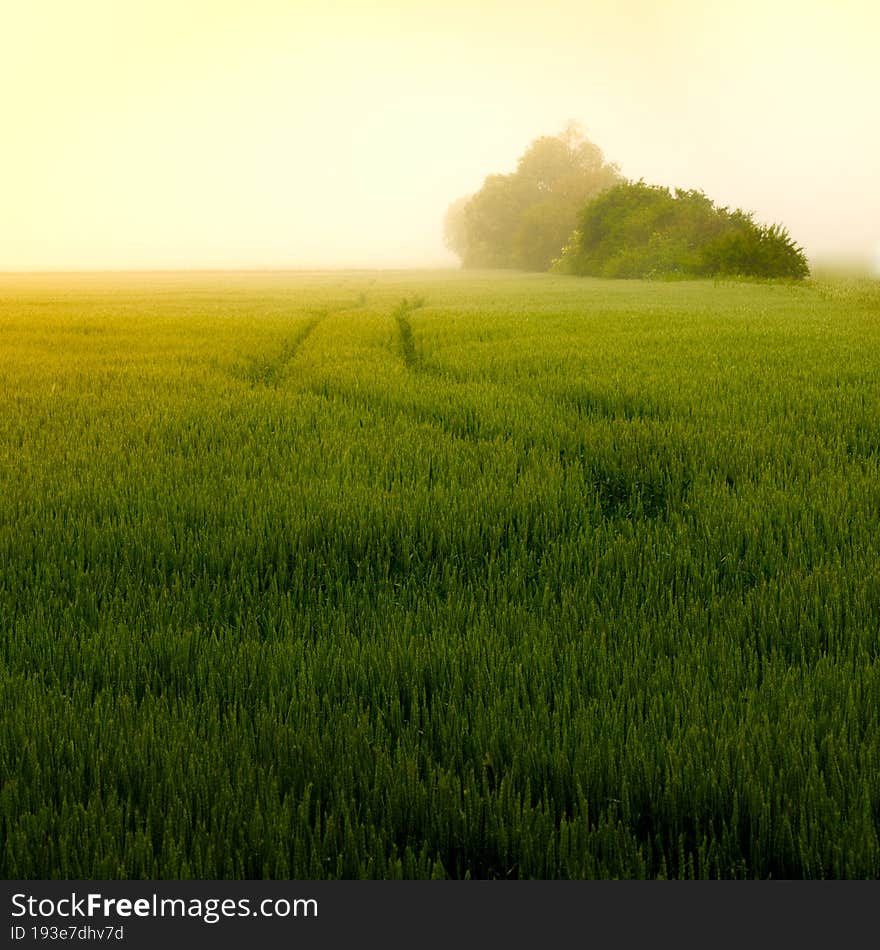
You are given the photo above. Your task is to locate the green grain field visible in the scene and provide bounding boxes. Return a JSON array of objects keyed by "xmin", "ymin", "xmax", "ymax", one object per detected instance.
[{"xmin": 1, "ymin": 270, "xmax": 879, "ymax": 879}]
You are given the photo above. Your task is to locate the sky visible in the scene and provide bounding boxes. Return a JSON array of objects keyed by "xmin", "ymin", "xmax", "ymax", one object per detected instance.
[{"xmin": 2, "ymin": 0, "xmax": 878, "ymax": 271}]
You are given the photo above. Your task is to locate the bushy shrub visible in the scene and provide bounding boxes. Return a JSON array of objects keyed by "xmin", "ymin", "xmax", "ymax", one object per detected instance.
[{"xmin": 554, "ymin": 182, "xmax": 809, "ymax": 279}]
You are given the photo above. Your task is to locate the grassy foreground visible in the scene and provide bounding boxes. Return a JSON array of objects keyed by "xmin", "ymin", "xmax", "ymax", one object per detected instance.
[{"xmin": 1, "ymin": 270, "xmax": 879, "ymax": 879}]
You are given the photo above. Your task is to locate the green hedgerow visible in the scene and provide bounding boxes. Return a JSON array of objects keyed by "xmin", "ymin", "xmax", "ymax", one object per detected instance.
[{"xmin": 554, "ymin": 182, "xmax": 809, "ymax": 280}]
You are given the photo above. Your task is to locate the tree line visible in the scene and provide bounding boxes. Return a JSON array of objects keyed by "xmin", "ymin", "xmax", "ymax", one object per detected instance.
[{"xmin": 444, "ymin": 125, "xmax": 808, "ymax": 280}]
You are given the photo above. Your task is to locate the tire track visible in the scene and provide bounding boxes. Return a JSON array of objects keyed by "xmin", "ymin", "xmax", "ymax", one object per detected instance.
[
  {"xmin": 242, "ymin": 312, "xmax": 323, "ymax": 388},
  {"xmin": 241, "ymin": 289, "xmax": 375, "ymax": 389},
  {"xmin": 392, "ymin": 296, "xmax": 426, "ymax": 370}
]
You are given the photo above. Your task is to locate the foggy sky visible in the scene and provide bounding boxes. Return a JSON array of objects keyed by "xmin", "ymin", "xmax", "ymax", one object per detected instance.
[{"xmin": 2, "ymin": 0, "xmax": 878, "ymax": 272}]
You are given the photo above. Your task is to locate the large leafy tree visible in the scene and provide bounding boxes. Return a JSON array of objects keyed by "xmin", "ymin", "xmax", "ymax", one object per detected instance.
[{"xmin": 444, "ymin": 123, "xmax": 622, "ymax": 271}]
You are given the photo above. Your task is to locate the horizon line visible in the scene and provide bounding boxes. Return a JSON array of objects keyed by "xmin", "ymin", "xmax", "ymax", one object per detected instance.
[{"xmin": 0, "ymin": 265, "xmax": 464, "ymax": 276}]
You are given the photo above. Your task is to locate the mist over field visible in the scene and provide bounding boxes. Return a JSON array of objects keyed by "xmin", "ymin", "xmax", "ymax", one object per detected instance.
[{"xmin": 2, "ymin": 0, "xmax": 878, "ymax": 272}]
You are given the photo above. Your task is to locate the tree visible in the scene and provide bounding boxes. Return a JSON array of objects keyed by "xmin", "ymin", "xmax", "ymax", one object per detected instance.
[
  {"xmin": 444, "ymin": 123, "xmax": 622, "ymax": 271},
  {"xmin": 442, "ymin": 194, "xmax": 471, "ymax": 261}
]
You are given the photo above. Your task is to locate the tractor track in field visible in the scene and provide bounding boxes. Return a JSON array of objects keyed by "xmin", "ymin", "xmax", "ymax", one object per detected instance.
[
  {"xmin": 243, "ymin": 312, "xmax": 324, "ymax": 388},
  {"xmin": 391, "ymin": 295, "xmax": 459, "ymax": 381},
  {"xmin": 241, "ymin": 294, "xmax": 370, "ymax": 389},
  {"xmin": 392, "ymin": 296, "xmax": 426, "ymax": 371}
]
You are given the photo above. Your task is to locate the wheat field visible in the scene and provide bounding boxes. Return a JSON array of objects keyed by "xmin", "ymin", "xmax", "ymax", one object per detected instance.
[{"xmin": 2, "ymin": 270, "xmax": 878, "ymax": 878}]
